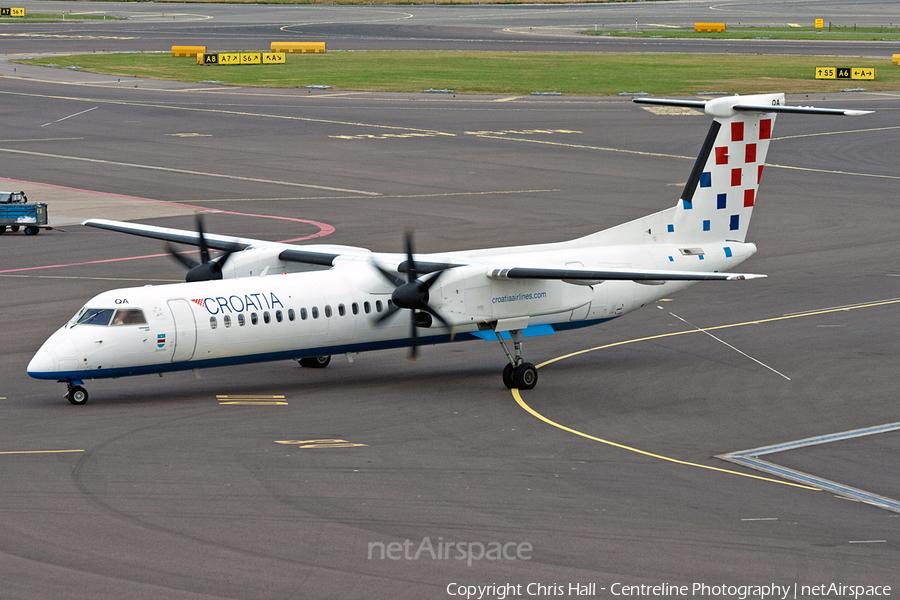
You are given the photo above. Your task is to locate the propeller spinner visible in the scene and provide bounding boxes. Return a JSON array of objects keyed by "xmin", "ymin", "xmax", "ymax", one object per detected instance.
[{"xmin": 372, "ymin": 232, "xmax": 454, "ymax": 360}]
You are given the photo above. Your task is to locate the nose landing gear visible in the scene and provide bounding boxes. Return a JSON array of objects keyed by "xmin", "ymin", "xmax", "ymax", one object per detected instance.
[
  {"xmin": 64, "ymin": 380, "xmax": 89, "ymax": 405},
  {"xmin": 495, "ymin": 329, "xmax": 538, "ymax": 390}
]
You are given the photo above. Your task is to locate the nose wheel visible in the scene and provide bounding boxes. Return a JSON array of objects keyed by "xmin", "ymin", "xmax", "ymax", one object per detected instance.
[
  {"xmin": 65, "ymin": 382, "xmax": 89, "ymax": 405},
  {"xmin": 496, "ymin": 329, "xmax": 538, "ymax": 390}
]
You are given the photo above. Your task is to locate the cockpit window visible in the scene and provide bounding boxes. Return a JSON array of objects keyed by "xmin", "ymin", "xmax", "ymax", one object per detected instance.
[
  {"xmin": 76, "ymin": 308, "xmax": 115, "ymax": 326},
  {"xmin": 112, "ymin": 309, "xmax": 147, "ymax": 326}
]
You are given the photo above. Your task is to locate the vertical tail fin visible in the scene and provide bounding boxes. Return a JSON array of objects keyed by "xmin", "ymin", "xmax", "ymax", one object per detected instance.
[{"xmin": 634, "ymin": 94, "xmax": 871, "ymax": 244}]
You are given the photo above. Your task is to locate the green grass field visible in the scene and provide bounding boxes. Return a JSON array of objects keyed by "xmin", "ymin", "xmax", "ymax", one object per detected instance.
[{"xmin": 15, "ymin": 52, "xmax": 899, "ymax": 95}]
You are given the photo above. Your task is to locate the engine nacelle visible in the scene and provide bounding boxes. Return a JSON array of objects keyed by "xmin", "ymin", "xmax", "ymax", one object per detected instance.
[
  {"xmin": 220, "ymin": 248, "xmax": 328, "ymax": 279},
  {"xmin": 430, "ymin": 265, "xmax": 592, "ymax": 325}
]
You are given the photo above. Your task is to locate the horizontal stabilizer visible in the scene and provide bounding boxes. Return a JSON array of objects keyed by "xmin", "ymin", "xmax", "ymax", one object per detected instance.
[
  {"xmin": 733, "ymin": 104, "xmax": 872, "ymax": 117},
  {"xmin": 634, "ymin": 96, "xmax": 871, "ymax": 117}
]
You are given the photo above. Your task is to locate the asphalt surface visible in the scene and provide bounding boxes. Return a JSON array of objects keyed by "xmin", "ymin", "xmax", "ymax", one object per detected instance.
[
  {"xmin": 4, "ymin": 0, "xmax": 900, "ymax": 55},
  {"xmin": 1, "ymin": 2, "xmax": 899, "ymax": 599}
]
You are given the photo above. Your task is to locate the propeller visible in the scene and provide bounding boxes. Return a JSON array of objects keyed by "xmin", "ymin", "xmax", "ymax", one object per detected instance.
[
  {"xmin": 165, "ymin": 216, "xmax": 235, "ymax": 282},
  {"xmin": 372, "ymin": 231, "xmax": 454, "ymax": 360}
]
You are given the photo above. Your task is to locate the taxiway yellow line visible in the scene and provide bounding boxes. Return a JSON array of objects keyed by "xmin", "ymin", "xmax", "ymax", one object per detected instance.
[
  {"xmin": 512, "ymin": 389, "xmax": 818, "ymax": 490},
  {"xmin": 538, "ymin": 297, "xmax": 900, "ymax": 369},
  {"xmin": 0, "ymin": 449, "xmax": 84, "ymax": 455},
  {"xmin": 219, "ymin": 401, "xmax": 288, "ymax": 406},
  {"xmin": 512, "ymin": 297, "xmax": 900, "ymax": 490}
]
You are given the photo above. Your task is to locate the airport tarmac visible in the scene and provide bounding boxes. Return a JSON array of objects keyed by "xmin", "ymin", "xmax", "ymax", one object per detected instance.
[
  {"xmin": 1, "ymin": 2, "xmax": 900, "ymax": 598},
  {"xmin": 4, "ymin": 0, "xmax": 900, "ymax": 55}
]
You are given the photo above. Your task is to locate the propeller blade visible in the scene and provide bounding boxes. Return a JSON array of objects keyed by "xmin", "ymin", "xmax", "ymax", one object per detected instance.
[
  {"xmin": 421, "ymin": 304, "xmax": 453, "ymax": 333},
  {"xmin": 372, "ymin": 261, "xmax": 405, "ymax": 288},
  {"xmin": 196, "ymin": 216, "xmax": 211, "ymax": 265},
  {"xmin": 165, "ymin": 242, "xmax": 200, "ymax": 270},
  {"xmin": 208, "ymin": 250, "xmax": 234, "ymax": 276},
  {"xmin": 166, "ymin": 217, "xmax": 236, "ymax": 282},
  {"xmin": 369, "ymin": 229, "xmax": 456, "ymax": 358},
  {"xmin": 420, "ymin": 268, "xmax": 447, "ymax": 292},
  {"xmin": 374, "ymin": 302, "xmax": 402, "ymax": 325},
  {"xmin": 404, "ymin": 230, "xmax": 417, "ymax": 282},
  {"xmin": 408, "ymin": 310, "xmax": 418, "ymax": 361}
]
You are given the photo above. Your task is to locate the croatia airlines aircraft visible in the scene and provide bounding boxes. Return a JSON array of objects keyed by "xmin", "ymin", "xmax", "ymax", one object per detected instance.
[{"xmin": 27, "ymin": 93, "xmax": 869, "ymax": 404}]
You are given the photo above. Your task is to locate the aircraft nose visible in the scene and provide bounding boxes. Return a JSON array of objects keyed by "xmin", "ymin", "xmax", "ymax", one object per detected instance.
[{"xmin": 27, "ymin": 349, "xmax": 57, "ymax": 379}]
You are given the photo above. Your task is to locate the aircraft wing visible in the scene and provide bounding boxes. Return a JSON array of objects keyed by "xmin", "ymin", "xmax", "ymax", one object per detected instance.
[
  {"xmin": 82, "ymin": 218, "xmax": 370, "ymax": 266},
  {"xmin": 487, "ymin": 265, "xmax": 765, "ymax": 282},
  {"xmin": 83, "ymin": 220, "xmax": 765, "ymax": 281},
  {"xmin": 85, "ymin": 219, "xmax": 250, "ymax": 252}
]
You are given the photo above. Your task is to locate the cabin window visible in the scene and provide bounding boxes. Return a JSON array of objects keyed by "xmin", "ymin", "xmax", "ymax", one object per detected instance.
[
  {"xmin": 263, "ymin": 311, "xmax": 271, "ymax": 324},
  {"xmin": 224, "ymin": 315, "xmax": 231, "ymax": 328},
  {"xmin": 210, "ymin": 317, "xmax": 217, "ymax": 330},
  {"xmin": 338, "ymin": 304, "xmax": 345, "ymax": 317},
  {"xmin": 251, "ymin": 312, "xmax": 258, "ymax": 325},
  {"xmin": 238, "ymin": 313, "xmax": 245, "ymax": 326},
  {"xmin": 311, "ymin": 307, "xmax": 319, "ymax": 319},
  {"xmin": 300, "ymin": 308, "xmax": 307, "ymax": 320},
  {"xmin": 324, "ymin": 305, "xmax": 332, "ymax": 318},
  {"xmin": 111, "ymin": 309, "xmax": 147, "ymax": 326},
  {"xmin": 288, "ymin": 309, "xmax": 295, "ymax": 321},
  {"xmin": 77, "ymin": 308, "xmax": 115, "ymax": 326},
  {"xmin": 387, "ymin": 300, "xmax": 394, "ymax": 310},
  {"xmin": 375, "ymin": 300, "xmax": 383, "ymax": 313},
  {"xmin": 364, "ymin": 301, "xmax": 371, "ymax": 314},
  {"xmin": 276, "ymin": 310, "xmax": 283, "ymax": 323},
  {"xmin": 352, "ymin": 303, "xmax": 359, "ymax": 315}
]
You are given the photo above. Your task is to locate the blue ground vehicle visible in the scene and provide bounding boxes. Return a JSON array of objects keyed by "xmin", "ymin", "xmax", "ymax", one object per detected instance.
[{"xmin": 0, "ymin": 191, "xmax": 50, "ymax": 235}]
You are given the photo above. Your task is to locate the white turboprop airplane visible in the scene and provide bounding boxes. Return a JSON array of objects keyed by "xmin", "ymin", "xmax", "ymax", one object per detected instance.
[{"xmin": 27, "ymin": 93, "xmax": 869, "ymax": 404}]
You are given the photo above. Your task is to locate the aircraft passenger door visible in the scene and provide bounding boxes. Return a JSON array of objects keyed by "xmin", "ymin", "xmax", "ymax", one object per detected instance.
[{"xmin": 167, "ymin": 299, "xmax": 197, "ymax": 362}]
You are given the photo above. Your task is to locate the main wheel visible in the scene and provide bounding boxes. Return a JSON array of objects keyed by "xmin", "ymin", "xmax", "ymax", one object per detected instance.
[
  {"xmin": 299, "ymin": 355, "xmax": 331, "ymax": 368},
  {"xmin": 24, "ymin": 225, "xmax": 39, "ymax": 236},
  {"xmin": 10, "ymin": 225, "xmax": 19, "ymax": 232},
  {"xmin": 0, "ymin": 226, "xmax": 5, "ymax": 235},
  {"xmin": 502, "ymin": 363, "xmax": 515, "ymax": 389},
  {"xmin": 67, "ymin": 386, "xmax": 89, "ymax": 405},
  {"xmin": 512, "ymin": 363, "xmax": 538, "ymax": 390}
]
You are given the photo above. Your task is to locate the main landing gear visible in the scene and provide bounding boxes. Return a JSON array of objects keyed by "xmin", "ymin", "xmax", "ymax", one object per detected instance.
[
  {"xmin": 64, "ymin": 381, "xmax": 89, "ymax": 405},
  {"xmin": 298, "ymin": 355, "xmax": 331, "ymax": 368},
  {"xmin": 495, "ymin": 330, "xmax": 538, "ymax": 390}
]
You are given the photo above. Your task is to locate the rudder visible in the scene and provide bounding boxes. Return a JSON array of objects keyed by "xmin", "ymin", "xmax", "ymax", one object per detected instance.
[{"xmin": 670, "ymin": 93, "xmax": 782, "ymax": 244}]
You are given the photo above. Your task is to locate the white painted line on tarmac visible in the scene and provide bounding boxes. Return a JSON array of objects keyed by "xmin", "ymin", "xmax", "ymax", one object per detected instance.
[
  {"xmin": 720, "ymin": 422, "xmax": 900, "ymax": 513},
  {"xmin": 668, "ymin": 311, "xmax": 791, "ymax": 381},
  {"xmin": 0, "ymin": 148, "xmax": 381, "ymax": 196},
  {"xmin": 41, "ymin": 106, "xmax": 97, "ymax": 128},
  {"xmin": 730, "ymin": 422, "xmax": 900, "ymax": 457}
]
